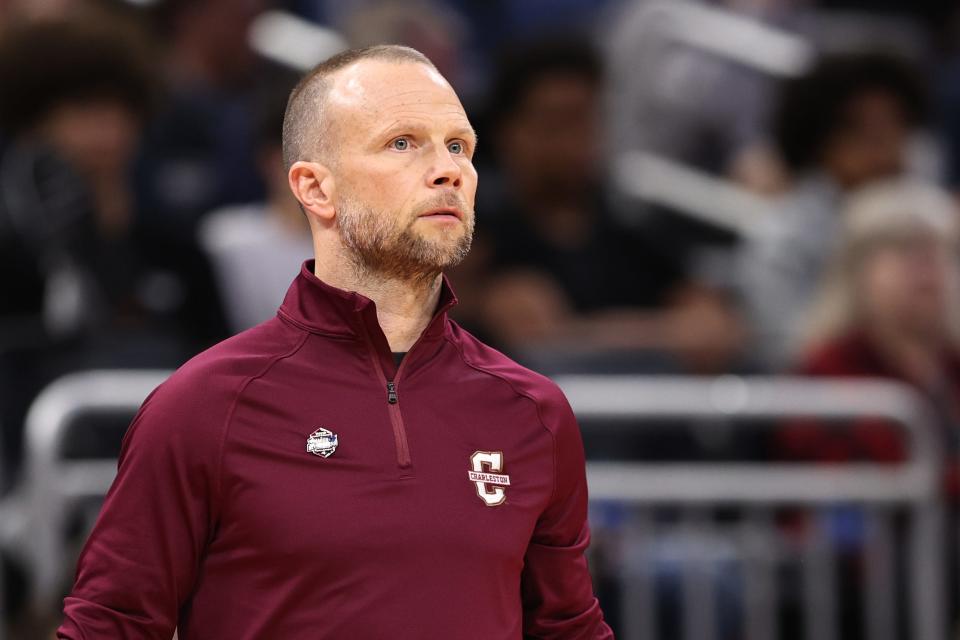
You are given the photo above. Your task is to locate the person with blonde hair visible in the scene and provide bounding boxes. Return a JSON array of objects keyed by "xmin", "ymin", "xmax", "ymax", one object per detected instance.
[
  {"xmin": 781, "ymin": 177, "xmax": 960, "ymax": 470},
  {"xmin": 801, "ymin": 179, "xmax": 960, "ymax": 374}
]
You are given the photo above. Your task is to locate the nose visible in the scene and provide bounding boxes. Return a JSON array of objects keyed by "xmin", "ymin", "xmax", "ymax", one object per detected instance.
[{"xmin": 427, "ymin": 146, "xmax": 462, "ymax": 189}]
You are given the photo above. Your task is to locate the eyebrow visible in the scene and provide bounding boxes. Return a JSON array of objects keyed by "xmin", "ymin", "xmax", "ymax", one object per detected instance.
[{"xmin": 452, "ymin": 126, "xmax": 479, "ymax": 145}]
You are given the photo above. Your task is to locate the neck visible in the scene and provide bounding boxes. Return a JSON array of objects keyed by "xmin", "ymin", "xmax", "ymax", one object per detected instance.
[{"xmin": 314, "ymin": 247, "xmax": 443, "ymax": 353}]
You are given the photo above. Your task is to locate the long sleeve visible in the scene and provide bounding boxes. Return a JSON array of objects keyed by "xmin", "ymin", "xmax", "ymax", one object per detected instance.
[
  {"xmin": 521, "ymin": 389, "xmax": 613, "ymax": 639},
  {"xmin": 57, "ymin": 370, "xmax": 228, "ymax": 639}
]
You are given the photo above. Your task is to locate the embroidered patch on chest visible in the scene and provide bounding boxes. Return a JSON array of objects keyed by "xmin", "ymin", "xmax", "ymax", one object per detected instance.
[
  {"xmin": 307, "ymin": 427, "xmax": 338, "ymax": 458},
  {"xmin": 469, "ymin": 451, "xmax": 509, "ymax": 506}
]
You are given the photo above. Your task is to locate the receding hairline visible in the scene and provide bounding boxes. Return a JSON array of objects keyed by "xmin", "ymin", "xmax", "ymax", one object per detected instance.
[{"xmin": 282, "ymin": 45, "xmax": 440, "ymax": 170}]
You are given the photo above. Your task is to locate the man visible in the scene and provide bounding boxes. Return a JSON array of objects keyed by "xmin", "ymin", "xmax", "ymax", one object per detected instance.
[
  {"xmin": 476, "ymin": 37, "xmax": 744, "ymax": 375},
  {"xmin": 58, "ymin": 45, "xmax": 613, "ymax": 639}
]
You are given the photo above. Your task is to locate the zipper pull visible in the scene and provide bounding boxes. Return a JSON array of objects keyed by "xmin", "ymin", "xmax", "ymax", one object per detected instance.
[{"xmin": 386, "ymin": 381, "xmax": 398, "ymax": 404}]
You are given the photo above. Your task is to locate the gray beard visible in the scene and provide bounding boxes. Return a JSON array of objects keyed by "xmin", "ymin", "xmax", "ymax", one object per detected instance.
[{"xmin": 337, "ymin": 194, "xmax": 474, "ymax": 282}]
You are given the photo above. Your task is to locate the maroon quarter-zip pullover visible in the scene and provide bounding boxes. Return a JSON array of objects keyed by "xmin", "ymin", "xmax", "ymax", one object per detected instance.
[{"xmin": 58, "ymin": 260, "xmax": 612, "ymax": 639}]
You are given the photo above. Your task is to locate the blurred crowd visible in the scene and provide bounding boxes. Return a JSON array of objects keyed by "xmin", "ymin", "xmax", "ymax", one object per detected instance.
[
  {"xmin": 3, "ymin": 0, "xmax": 960, "ymax": 482},
  {"xmin": 2, "ymin": 0, "xmax": 960, "ymax": 633}
]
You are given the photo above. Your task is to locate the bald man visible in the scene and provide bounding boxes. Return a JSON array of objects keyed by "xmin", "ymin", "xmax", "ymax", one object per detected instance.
[{"xmin": 58, "ymin": 45, "xmax": 613, "ymax": 639}]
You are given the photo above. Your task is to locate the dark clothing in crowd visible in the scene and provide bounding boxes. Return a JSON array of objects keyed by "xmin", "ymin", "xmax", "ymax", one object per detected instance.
[
  {"xmin": 778, "ymin": 330, "xmax": 960, "ymax": 497},
  {"xmin": 134, "ymin": 59, "xmax": 298, "ymax": 231},
  {"xmin": 0, "ymin": 141, "xmax": 225, "ymax": 484},
  {"xmin": 484, "ymin": 200, "xmax": 686, "ymax": 313}
]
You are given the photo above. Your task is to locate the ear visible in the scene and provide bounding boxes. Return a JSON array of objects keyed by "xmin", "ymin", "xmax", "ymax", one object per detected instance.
[{"xmin": 288, "ymin": 161, "xmax": 336, "ymax": 224}]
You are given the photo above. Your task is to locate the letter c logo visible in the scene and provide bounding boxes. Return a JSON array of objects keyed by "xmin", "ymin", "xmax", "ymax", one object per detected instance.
[{"xmin": 470, "ymin": 451, "xmax": 507, "ymax": 506}]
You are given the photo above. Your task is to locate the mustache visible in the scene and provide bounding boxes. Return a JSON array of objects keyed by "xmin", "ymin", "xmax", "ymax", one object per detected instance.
[{"xmin": 415, "ymin": 192, "xmax": 472, "ymax": 216}]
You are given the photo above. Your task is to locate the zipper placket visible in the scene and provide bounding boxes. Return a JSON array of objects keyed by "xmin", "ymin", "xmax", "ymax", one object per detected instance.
[
  {"xmin": 385, "ymin": 359, "xmax": 411, "ymax": 470},
  {"xmin": 361, "ymin": 337, "xmax": 412, "ymax": 470},
  {"xmin": 361, "ymin": 302, "xmax": 453, "ymax": 473}
]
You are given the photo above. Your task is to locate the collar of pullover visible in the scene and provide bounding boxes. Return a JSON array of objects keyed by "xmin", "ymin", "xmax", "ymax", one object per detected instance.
[{"xmin": 278, "ymin": 260, "xmax": 459, "ymax": 344}]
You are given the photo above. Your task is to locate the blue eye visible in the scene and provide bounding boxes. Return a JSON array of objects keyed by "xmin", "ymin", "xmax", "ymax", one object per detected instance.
[
  {"xmin": 448, "ymin": 141, "xmax": 463, "ymax": 154},
  {"xmin": 391, "ymin": 137, "xmax": 410, "ymax": 151}
]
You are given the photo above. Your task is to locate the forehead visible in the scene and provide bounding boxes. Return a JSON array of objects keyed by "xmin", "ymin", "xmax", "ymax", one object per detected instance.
[{"xmin": 326, "ymin": 59, "xmax": 470, "ymax": 129}]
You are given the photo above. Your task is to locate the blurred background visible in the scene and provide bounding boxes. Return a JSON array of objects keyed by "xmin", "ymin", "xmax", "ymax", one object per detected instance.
[{"xmin": 1, "ymin": 0, "xmax": 960, "ymax": 638}]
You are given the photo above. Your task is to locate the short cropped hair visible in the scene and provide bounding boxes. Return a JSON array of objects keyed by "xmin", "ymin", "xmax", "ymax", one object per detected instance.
[{"xmin": 281, "ymin": 44, "xmax": 436, "ymax": 169}]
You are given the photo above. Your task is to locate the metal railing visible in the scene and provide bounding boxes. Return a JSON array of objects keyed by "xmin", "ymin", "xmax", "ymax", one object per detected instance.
[
  {"xmin": 5, "ymin": 371, "xmax": 950, "ymax": 640},
  {"xmin": 605, "ymin": 0, "xmax": 811, "ymax": 235},
  {"xmin": 557, "ymin": 375, "xmax": 946, "ymax": 640},
  {"xmin": 16, "ymin": 370, "xmax": 170, "ymax": 613}
]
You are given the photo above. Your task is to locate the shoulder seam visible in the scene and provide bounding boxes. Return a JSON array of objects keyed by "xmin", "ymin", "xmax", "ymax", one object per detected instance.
[
  {"xmin": 213, "ymin": 329, "xmax": 310, "ymax": 522},
  {"xmin": 442, "ymin": 334, "xmax": 559, "ymax": 509}
]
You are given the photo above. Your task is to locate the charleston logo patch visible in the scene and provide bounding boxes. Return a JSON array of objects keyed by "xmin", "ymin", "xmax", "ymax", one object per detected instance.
[{"xmin": 469, "ymin": 451, "xmax": 509, "ymax": 506}]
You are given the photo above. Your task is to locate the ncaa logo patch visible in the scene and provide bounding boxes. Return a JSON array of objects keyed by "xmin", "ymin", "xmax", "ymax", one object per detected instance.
[
  {"xmin": 469, "ymin": 451, "xmax": 510, "ymax": 506},
  {"xmin": 307, "ymin": 427, "xmax": 338, "ymax": 458}
]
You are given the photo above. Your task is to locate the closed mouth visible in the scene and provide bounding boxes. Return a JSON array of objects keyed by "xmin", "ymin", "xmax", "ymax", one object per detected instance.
[{"xmin": 419, "ymin": 208, "xmax": 464, "ymax": 220}]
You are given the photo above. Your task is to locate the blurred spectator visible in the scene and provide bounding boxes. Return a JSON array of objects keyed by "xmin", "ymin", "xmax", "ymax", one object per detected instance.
[
  {"xmin": 134, "ymin": 0, "xmax": 296, "ymax": 228},
  {"xmin": 0, "ymin": 18, "xmax": 148, "ymax": 328},
  {"xmin": 0, "ymin": 16, "xmax": 157, "ymax": 326},
  {"xmin": 781, "ymin": 179, "xmax": 960, "ymax": 486},
  {"xmin": 199, "ymin": 86, "xmax": 312, "ymax": 334},
  {"xmin": 475, "ymin": 37, "xmax": 746, "ymax": 374},
  {"xmin": 131, "ymin": 0, "xmax": 310, "ymax": 346},
  {"xmin": 0, "ymin": 16, "xmax": 193, "ymax": 481},
  {"xmin": 739, "ymin": 51, "xmax": 930, "ymax": 368}
]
